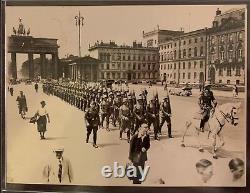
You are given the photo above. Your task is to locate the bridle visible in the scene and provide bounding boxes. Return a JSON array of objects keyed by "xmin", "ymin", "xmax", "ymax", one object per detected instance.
[{"xmin": 219, "ymin": 107, "xmax": 238, "ymax": 125}]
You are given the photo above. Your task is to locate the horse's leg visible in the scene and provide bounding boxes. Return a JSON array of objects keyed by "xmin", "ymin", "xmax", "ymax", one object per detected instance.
[
  {"xmin": 217, "ymin": 132, "xmax": 225, "ymax": 149},
  {"xmin": 212, "ymin": 133, "xmax": 218, "ymax": 159},
  {"xmin": 181, "ymin": 120, "xmax": 191, "ymax": 147},
  {"xmin": 196, "ymin": 129, "xmax": 204, "ymax": 152}
]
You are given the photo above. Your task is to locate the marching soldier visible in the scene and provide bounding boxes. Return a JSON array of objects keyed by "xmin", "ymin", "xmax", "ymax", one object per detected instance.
[
  {"xmin": 133, "ymin": 95, "xmax": 147, "ymax": 134},
  {"xmin": 159, "ymin": 95, "xmax": 173, "ymax": 138},
  {"xmin": 112, "ymin": 92, "xmax": 122, "ymax": 127},
  {"xmin": 198, "ymin": 81, "xmax": 217, "ymax": 132},
  {"xmin": 100, "ymin": 94, "xmax": 111, "ymax": 131},
  {"xmin": 85, "ymin": 101, "xmax": 100, "ymax": 148},
  {"xmin": 147, "ymin": 97, "xmax": 160, "ymax": 140},
  {"xmin": 119, "ymin": 98, "xmax": 132, "ymax": 143}
]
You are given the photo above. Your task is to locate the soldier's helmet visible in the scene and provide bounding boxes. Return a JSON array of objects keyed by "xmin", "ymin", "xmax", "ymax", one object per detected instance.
[
  {"xmin": 137, "ymin": 95, "xmax": 143, "ymax": 101},
  {"xmin": 204, "ymin": 81, "xmax": 212, "ymax": 88},
  {"xmin": 123, "ymin": 98, "xmax": 128, "ymax": 103}
]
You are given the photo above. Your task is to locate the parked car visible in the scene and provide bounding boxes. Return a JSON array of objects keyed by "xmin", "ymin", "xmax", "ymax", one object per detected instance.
[
  {"xmin": 169, "ymin": 86, "xmax": 192, "ymax": 96},
  {"xmin": 132, "ymin": 80, "xmax": 138, "ymax": 84}
]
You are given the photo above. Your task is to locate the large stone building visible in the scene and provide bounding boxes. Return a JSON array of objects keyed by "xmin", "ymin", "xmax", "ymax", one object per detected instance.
[
  {"xmin": 207, "ymin": 8, "xmax": 245, "ymax": 85},
  {"xmin": 142, "ymin": 27, "xmax": 184, "ymax": 48},
  {"xmin": 159, "ymin": 7, "xmax": 245, "ymax": 85},
  {"xmin": 88, "ymin": 41, "xmax": 159, "ymax": 81},
  {"xmin": 159, "ymin": 28, "xmax": 207, "ymax": 84}
]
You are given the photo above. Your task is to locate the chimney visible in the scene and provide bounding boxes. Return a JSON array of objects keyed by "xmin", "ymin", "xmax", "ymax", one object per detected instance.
[{"xmin": 216, "ymin": 8, "xmax": 221, "ymax": 16}]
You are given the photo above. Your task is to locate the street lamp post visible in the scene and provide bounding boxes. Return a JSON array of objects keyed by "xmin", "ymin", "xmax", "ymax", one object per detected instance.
[{"xmin": 74, "ymin": 11, "xmax": 84, "ymax": 57}]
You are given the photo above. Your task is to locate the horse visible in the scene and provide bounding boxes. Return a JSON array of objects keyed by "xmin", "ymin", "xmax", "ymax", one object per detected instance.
[{"xmin": 181, "ymin": 102, "xmax": 241, "ymax": 159}]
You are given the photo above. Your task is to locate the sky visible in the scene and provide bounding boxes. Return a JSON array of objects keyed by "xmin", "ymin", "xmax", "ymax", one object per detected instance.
[{"xmin": 5, "ymin": 4, "xmax": 246, "ymax": 70}]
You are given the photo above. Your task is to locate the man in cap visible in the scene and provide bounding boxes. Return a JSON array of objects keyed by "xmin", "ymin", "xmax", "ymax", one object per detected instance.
[
  {"xmin": 119, "ymin": 97, "xmax": 133, "ymax": 142},
  {"xmin": 112, "ymin": 91, "xmax": 122, "ymax": 127},
  {"xmin": 198, "ymin": 81, "xmax": 217, "ymax": 132},
  {"xmin": 16, "ymin": 91, "xmax": 28, "ymax": 119},
  {"xmin": 85, "ymin": 101, "xmax": 100, "ymax": 148},
  {"xmin": 159, "ymin": 95, "xmax": 173, "ymax": 138},
  {"xmin": 43, "ymin": 147, "xmax": 73, "ymax": 184}
]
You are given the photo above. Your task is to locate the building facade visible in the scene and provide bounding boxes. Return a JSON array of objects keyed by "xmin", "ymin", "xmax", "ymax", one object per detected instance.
[
  {"xmin": 60, "ymin": 55, "xmax": 100, "ymax": 82},
  {"xmin": 142, "ymin": 27, "xmax": 184, "ymax": 48},
  {"xmin": 88, "ymin": 41, "xmax": 159, "ymax": 81},
  {"xmin": 159, "ymin": 8, "xmax": 245, "ymax": 85},
  {"xmin": 207, "ymin": 8, "xmax": 245, "ymax": 85},
  {"xmin": 159, "ymin": 28, "xmax": 207, "ymax": 84}
]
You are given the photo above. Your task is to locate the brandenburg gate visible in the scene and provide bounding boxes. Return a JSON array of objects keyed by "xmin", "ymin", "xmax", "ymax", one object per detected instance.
[{"xmin": 7, "ymin": 18, "xmax": 59, "ymax": 80}]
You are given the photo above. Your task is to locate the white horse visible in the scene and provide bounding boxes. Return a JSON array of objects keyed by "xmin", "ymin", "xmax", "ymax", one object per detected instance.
[{"xmin": 181, "ymin": 102, "xmax": 241, "ymax": 159}]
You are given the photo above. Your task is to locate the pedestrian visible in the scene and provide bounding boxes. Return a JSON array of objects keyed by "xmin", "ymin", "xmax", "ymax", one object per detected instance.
[
  {"xmin": 35, "ymin": 82, "xmax": 39, "ymax": 93},
  {"xmin": 16, "ymin": 91, "xmax": 28, "ymax": 119},
  {"xmin": 164, "ymin": 83, "xmax": 168, "ymax": 91},
  {"xmin": 36, "ymin": 101, "xmax": 50, "ymax": 139},
  {"xmin": 85, "ymin": 101, "xmax": 100, "ymax": 148},
  {"xmin": 233, "ymin": 84, "xmax": 238, "ymax": 98},
  {"xmin": 43, "ymin": 147, "xmax": 73, "ymax": 184},
  {"xmin": 128, "ymin": 123, "xmax": 150, "ymax": 184}
]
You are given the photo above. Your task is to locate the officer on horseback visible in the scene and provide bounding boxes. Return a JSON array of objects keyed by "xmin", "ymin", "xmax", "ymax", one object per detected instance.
[{"xmin": 198, "ymin": 81, "xmax": 217, "ymax": 132}]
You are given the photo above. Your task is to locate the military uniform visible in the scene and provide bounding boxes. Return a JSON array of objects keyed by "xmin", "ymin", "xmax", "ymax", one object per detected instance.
[
  {"xmin": 85, "ymin": 102, "xmax": 100, "ymax": 148},
  {"xmin": 100, "ymin": 95, "xmax": 111, "ymax": 131},
  {"xmin": 159, "ymin": 96, "xmax": 173, "ymax": 138},
  {"xmin": 133, "ymin": 97, "xmax": 146, "ymax": 133},
  {"xmin": 147, "ymin": 99, "xmax": 160, "ymax": 140},
  {"xmin": 119, "ymin": 98, "xmax": 132, "ymax": 142}
]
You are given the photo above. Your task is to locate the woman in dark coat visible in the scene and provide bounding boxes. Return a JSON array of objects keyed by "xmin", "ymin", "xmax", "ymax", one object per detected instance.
[
  {"xmin": 129, "ymin": 124, "xmax": 150, "ymax": 184},
  {"xmin": 36, "ymin": 101, "xmax": 50, "ymax": 139}
]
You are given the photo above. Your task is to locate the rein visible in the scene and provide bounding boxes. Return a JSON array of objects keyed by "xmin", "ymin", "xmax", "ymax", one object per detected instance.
[{"xmin": 219, "ymin": 110, "xmax": 231, "ymax": 123}]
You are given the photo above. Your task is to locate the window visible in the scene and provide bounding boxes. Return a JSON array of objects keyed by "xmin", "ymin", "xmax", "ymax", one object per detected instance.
[
  {"xmin": 174, "ymin": 42, "xmax": 177, "ymax": 47},
  {"xmin": 194, "ymin": 72, "xmax": 197, "ymax": 79},
  {"xmin": 195, "ymin": 38, "xmax": 197, "ymax": 43},
  {"xmin": 183, "ymin": 40, "xmax": 186, "ymax": 45},
  {"xmin": 161, "ymin": 64, "xmax": 163, "ymax": 70},
  {"xmin": 236, "ymin": 66, "xmax": 241, "ymax": 76},
  {"xmin": 227, "ymin": 67, "xmax": 231, "ymax": 76},
  {"xmin": 219, "ymin": 68, "xmax": 223, "ymax": 76},
  {"xmin": 194, "ymin": 61, "xmax": 197, "ymax": 68},
  {"xmin": 107, "ymin": 72, "xmax": 110, "ymax": 79},
  {"xmin": 112, "ymin": 72, "xmax": 115, "ymax": 79},
  {"xmin": 174, "ymin": 73, "xmax": 176, "ymax": 79},
  {"xmin": 164, "ymin": 46, "xmax": 166, "ymax": 49},
  {"xmin": 189, "ymin": 39, "xmax": 192, "ymax": 44},
  {"xmin": 128, "ymin": 55, "xmax": 131, "ymax": 60},
  {"xmin": 164, "ymin": 64, "xmax": 166, "ymax": 70},
  {"xmin": 183, "ymin": 62, "xmax": 185, "ymax": 69},
  {"xmin": 123, "ymin": 63, "xmax": 126, "ymax": 69},
  {"xmin": 142, "ymin": 56, "xmax": 145, "ymax": 61},
  {"xmin": 200, "ymin": 61, "xmax": 203, "ymax": 68},
  {"xmin": 188, "ymin": 62, "xmax": 191, "ymax": 69},
  {"xmin": 229, "ymin": 50, "xmax": 233, "ymax": 60},
  {"xmin": 183, "ymin": 49, "xmax": 186, "ymax": 58},
  {"xmin": 123, "ymin": 55, "xmax": 126, "ymax": 60},
  {"xmin": 148, "ymin": 64, "xmax": 150, "ymax": 70},
  {"xmin": 161, "ymin": 55, "xmax": 164, "ymax": 61},
  {"xmin": 200, "ymin": 37, "xmax": 203, "ymax": 42},
  {"xmin": 152, "ymin": 55, "xmax": 156, "ymax": 61},
  {"xmin": 133, "ymin": 55, "xmax": 136, "ymax": 60},
  {"xmin": 200, "ymin": 46, "xmax": 204, "ymax": 56},
  {"xmin": 174, "ymin": 50, "xmax": 177, "ymax": 59},
  {"xmin": 117, "ymin": 63, "xmax": 121, "ymax": 69},
  {"xmin": 138, "ymin": 73, "xmax": 141, "ymax": 79},
  {"xmin": 174, "ymin": 63, "xmax": 176, "ymax": 69},
  {"xmin": 148, "ymin": 55, "xmax": 151, "ymax": 61},
  {"xmin": 183, "ymin": 73, "xmax": 185, "ymax": 79},
  {"xmin": 117, "ymin": 73, "xmax": 120, "ymax": 79},
  {"xmin": 167, "ymin": 64, "xmax": 169, "ymax": 70},
  {"xmin": 128, "ymin": 63, "xmax": 131, "ymax": 69},
  {"xmin": 211, "ymin": 36, "xmax": 215, "ymax": 45},
  {"xmin": 112, "ymin": 63, "xmax": 115, "ymax": 68},
  {"xmin": 194, "ymin": 47, "xmax": 197, "ymax": 57},
  {"xmin": 188, "ymin": 73, "xmax": 191, "ymax": 79},
  {"xmin": 227, "ymin": 80, "xmax": 230, "ymax": 84},
  {"xmin": 112, "ymin": 55, "xmax": 115, "ymax": 60},
  {"xmin": 133, "ymin": 63, "xmax": 136, "ymax": 70},
  {"xmin": 101, "ymin": 72, "xmax": 104, "ymax": 79},
  {"xmin": 138, "ymin": 56, "xmax": 141, "ymax": 61},
  {"xmin": 220, "ymin": 51, "xmax": 225, "ymax": 60},
  {"xmin": 107, "ymin": 63, "xmax": 110, "ymax": 70},
  {"xmin": 188, "ymin": 48, "xmax": 192, "ymax": 57},
  {"xmin": 219, "ymin": 80, "xmax": 222, "ymax": 83},
  {"xmin": 138, "ymin": 64, "xmax": 141, "ymax": 70}
]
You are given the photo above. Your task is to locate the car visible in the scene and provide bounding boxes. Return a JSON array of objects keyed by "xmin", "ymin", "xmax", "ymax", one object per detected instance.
[{"xmin": 169, "ymin": 86, "xmax": 192, "ymax": 96}]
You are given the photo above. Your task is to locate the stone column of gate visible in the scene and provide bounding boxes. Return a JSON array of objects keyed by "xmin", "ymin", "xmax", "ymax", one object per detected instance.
[
  {"xmin": 51, "ymin": 53, "xmax": 58, "ymax": 79},
  {"xmin": 40, "ymin": 53, "xmax": 46, "ymax": 79},
  {"xmin": 10, "ymin": 52, "xmax": 17, "ymax": 80},
  {"xmin": 28, "ymin": 53, "xmax": 34, "ymax": 80}
]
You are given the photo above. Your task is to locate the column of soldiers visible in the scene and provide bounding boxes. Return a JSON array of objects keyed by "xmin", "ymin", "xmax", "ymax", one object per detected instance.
[{"xmin": 42, "ymin": 81, "xmax": 173, "ymax": 147}]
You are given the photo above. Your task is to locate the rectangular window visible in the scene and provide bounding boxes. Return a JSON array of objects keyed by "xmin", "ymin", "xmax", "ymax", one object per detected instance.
[
  {"xmin": 219, "ymin": 80, "xmax": 222, "ymax": 83},
  {"xmin": 227, "ymin": 67, "xmax": 231, "ymax": 76},
  {"xmin": 200, "ymin": 37, "xmax": 203, "ymax": 42},
  {"xmin": 200, "ymin": 61, "xmax": 203, "ymax": 68},
  {"xmin": 188, "ymin": 62, "xmax": 191, "ymax": 69},
  {"xmin": 188, "ymin": 72, "xmax": 191, "ymax": 79},
  {"xmin": 195, "ymin": 38, "xmax": 197, "ymax": 43},
  {"xmin": 194, "ymin": 61, "xmax": 197, "ymax": 68},
  {"xmin": 174, "ymin": 63, "xmax": 176, "ymax": 69},
  {"xmin": 133, "ymin": 63, "xmax": 136, "ymax": 70},
  {"xmin": 174, "ymin": 73, "xmax": 176, "ymax": 79},
  {"xmin": 106, "ymin": 63, "xmax": 110, "ymax": 70},
  {"xmin": 183, "ymin": 62, "xmax": 185, "ymax": 69},
  {"xmin": 219, "ymin": 68, "xmax": 223, "ymax": 76},
  {"xmin": 227, "ymin": 80, "xmax": 230, "ymax": 84},
  {"xmin": 183, "ymin": 73, "xmax": 185, "ymax": 79},
  {"xmin": 194, "ymin": 72, "xmax": 197, "ymax": 79},
  {"xmin": 236, "ymin": 66, "xmax": 241, "ymax": 76},
  {"xmin": 123, "ymin": 63, "xmax": 126, "ymax": 69}
]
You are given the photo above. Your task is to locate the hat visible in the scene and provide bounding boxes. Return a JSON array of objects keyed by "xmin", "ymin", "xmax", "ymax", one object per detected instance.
[
  {"xmin": 40, "ymin": 101, "xmax": 46, "ymax": 105},
  {"xmin": 53, "ymin": 147, "xmax": 64, "ymax": 153}
]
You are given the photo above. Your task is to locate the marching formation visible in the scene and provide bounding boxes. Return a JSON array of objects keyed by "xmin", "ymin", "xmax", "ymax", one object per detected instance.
[{"xmin": 42, "ymin": 81, "xmax": 173, "ymax": 148}]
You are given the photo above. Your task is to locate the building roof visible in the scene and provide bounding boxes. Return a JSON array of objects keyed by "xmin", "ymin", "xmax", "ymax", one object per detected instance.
[
  {"xmin": 60, "ymin": 55, "xmax": 100, "ymax": 65},
  {"xmin": 143, "ymin": 29, "xmax": 184, "ymax": 37}
]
